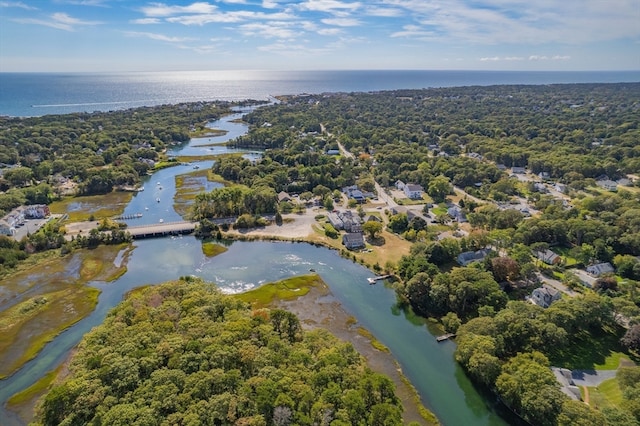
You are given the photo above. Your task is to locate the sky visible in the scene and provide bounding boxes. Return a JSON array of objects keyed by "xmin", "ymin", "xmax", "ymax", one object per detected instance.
[{"xmin": 1, "ymin": 0, "xmax": 639, "ymax": 72}]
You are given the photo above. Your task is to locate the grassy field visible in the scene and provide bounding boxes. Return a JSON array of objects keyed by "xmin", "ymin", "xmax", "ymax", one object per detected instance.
[
  {"xmin": 549, "ymin": 327, "xmax": 636, "ymax": 370},
  {"xmin": 586, "ymin": 377, "xmax": 625, "ymax": 411},
  {"xmin": 235, "ymin": 274, "xmax": 324, "ymax": 308}
]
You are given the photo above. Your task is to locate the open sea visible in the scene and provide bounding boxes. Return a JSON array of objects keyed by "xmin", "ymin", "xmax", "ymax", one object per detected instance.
[{"xmin": 1, "ymin": 70, "xmax": 639, "ymax": 117}]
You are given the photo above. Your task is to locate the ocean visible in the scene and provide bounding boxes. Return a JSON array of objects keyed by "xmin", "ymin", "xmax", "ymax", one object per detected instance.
[{"xmin": 1, "ymin": 69, "xmax": 639, "ymax": 117}]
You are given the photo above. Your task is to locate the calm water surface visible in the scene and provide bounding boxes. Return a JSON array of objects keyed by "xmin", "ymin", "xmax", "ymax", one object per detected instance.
[{"xmin": 0, "ymin": 104, "xmax": 511, "ymax": 426}]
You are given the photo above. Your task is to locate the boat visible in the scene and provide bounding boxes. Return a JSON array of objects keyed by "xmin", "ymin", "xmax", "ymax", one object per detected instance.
[
  {"xmin": 193, "ymin": 164, "xmax": 200, "ymax": 169},
  {"xmin": 159, "ymin": 219, "xmax": 164, "ymax": 223},
  {"xmin": 145, "ymin": 207, "xmax": 149, "ymax": 210},
  {"xmin": 156, "ymin": 198, "xmax": 160, "ymax": 203}
]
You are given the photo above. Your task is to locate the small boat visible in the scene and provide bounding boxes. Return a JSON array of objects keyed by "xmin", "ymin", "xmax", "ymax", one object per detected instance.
[
  {"xmin": 193, "ymin": 164, "xmax": 200, "ymax": 169},
  {"xmin": 158, "ymin": 186, "xmax": 163, "ymax": 190},
  {"xmin": 159, "ymin": 219, "xmax": 164, "ymax": 223},
  {"xmin": 156, "ymin": 198, "xmax": 160, "ymax": 203},
  {"xmin": 145, "ymin": 207, "xmax": 149, "ymax": 210}
]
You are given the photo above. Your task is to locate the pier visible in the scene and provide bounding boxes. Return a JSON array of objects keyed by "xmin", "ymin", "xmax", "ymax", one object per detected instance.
[
  {"xmin": 436, "ymin": 333, "xmax": 456, "ymax": 342},
  {"xmin": 115, "ymin": 213, "xmax": 143, "ymax": 220},
  {"xmin": 367, "ymin": 274, "xmax": 391, "ymax": 285},
  {"xmin": 126, "ymin": 221, "xmax": 197, "ymax": 239}
]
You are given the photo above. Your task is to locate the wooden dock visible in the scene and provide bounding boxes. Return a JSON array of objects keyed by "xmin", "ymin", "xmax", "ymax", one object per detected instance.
[
  {"xmin": 367, "ymin": 274, "xmax": 391, "ymax": 285},
  {"xmin": 126, "ymin": 221, "xmax": 197, "ymax": 239},
  {"xmin": 436, "ymin": 333, "xmax": 456, "ymax": 342}
]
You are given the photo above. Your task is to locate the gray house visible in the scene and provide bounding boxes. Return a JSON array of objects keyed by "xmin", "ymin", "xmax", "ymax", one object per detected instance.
[
  {"xmin": 343, "ymin": 232, "xmax": 365, "ymax": 250},
  {"xmin": 456, "ymin": 249, "xmax": 492, "ymax": 266},
  {"xmin": 531, "ymin": 285, "xmax": 561, "ymax": 308}
]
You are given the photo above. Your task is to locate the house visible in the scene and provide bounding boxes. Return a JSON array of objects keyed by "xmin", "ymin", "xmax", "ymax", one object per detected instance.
[
  {"xmin": 328, "ymin": 210, "xmax": 362, "ymax": 231},
  {"xmin": 326, "ymin": 149, "xmax": 340, "ymax": 155},
  {"xmin": 0, "ymin": 219, "xmax": 14, "ymax": 236},
  {"xmin": 554, "ymin": 183, "xmax": 567, "ymax": 193},
  {"xmin": 24, "ymin": 204, "xmax": 50, "ymax": 219},
  {"xmin": 404, "ymin": 183, "xmax": 424, "ymax": 200},
  {"xmin": 447, "ymin": 205, "xmax": 467, "ymax": 223},
  {"xmin": 456, "ymin": 249, "xmax": 492, "ymax": 266},
  {"xmin": 395, "ymin": 180, "xmax": 406, "ymax": 190},
  {"xmin": 538, "ymin": 171, "xmax": 551, "ymax": 180},
  {"xmin": 530, "ymin": 285, "xmax": 561, "ymax": 308},
  {"xmin": 343, "ymin": 185, "xmax": 366, "ymax": 203},
  {"xmin": 536, "ymin": 249, "xmax": 561, "ymax": 265},
  {"xmin": 551, "ymin": 368, "xmax": 581, "ymax": 400},
  {"xmin": 511, "ymin": 166, "xmax": 526, "ymax": 174},
  {"xmin": 343, "ymin": 232, "xmax": 365, "ymax": 250},
  {"xmin": 586, "ymin": 262, "xmax": 615, "ymax": 276},
  {"xmin": 596, "ymin": 179, "xmax": 618, "ymax": 191},
  {"xmin": 278, "ymin": 191, "xmax": 292, "ymax": 202}
]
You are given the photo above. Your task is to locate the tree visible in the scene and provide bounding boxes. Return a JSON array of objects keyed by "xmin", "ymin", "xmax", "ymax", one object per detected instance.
[
  {"xmin": 490, "ymin": 256, "xmax": 520, "ymax": 283},
  {"xmin": 621, "ymin": 324, "xmax": 640, "ymax": 351},
  {"xmin": 557, "ymin": 400, "xmax": 607, "ymax": 426},
  {"xmin": 362, "ymin": 220, "xmax": 383, "ymax": 240},
  {"xmin": 427, "ymin": 175, "xmax": 452, "ymax": 202}
]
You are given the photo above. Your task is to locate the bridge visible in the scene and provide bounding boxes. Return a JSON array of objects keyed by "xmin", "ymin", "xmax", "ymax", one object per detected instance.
[{"xmin": 127, "ymin": 221, "xmax": 197, "ymax": 239}]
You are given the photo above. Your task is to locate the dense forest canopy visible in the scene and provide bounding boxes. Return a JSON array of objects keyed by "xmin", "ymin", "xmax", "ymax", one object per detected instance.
[{"xmin": 34, "ymin": 280, "xmax": 405, "ymax": 426}]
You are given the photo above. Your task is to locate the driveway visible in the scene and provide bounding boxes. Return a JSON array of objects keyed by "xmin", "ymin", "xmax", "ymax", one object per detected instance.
[{"xmin": 570, "ymin": 369, "xmax": 618, "ymax": 387}]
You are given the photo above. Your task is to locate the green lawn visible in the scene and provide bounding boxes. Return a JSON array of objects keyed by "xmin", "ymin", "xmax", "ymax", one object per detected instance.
[
  {"xmin": 587, "ymin": 378, "xmax": 624, "ymax": 410},
  {"xmin": 549, "ymin": 327, "xmax": 634, "ymax": 370},
  {"xmin": 235, "ymin": 274, "xmax": 325, "ymax": 308}
]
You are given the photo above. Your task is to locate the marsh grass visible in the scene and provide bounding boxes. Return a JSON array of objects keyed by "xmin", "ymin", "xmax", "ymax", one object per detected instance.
[
  {"xmin": 202, "ymin": 242, "xmax": 228, "ymax": 257},
  {"xmin": 235, "ymin": 274, "xmax": 323, "ymax": 308},
  {"xmin": 50, "ymin": 192, "xmax": 132, "ymax": 221}
]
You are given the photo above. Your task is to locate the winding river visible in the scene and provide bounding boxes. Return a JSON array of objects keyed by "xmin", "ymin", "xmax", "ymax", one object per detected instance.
[{"xmin": 0, "ymin": 109, "xmax": 511, "ymax": 425}]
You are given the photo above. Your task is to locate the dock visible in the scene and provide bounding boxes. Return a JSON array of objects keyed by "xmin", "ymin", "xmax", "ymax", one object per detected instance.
[
  {"xmin": 367, "ymin": 274, "xmax": 391, "ymax": 285},
  {"xmin": 126, "ymin": 221, "xmax": 197, "ymax": 239},
  {"xmin": 115, "ymin": 213, "xmax": 143, "ymax": 220},
  {"xmin": 436, "ymin": 333, "xmax": 456, "ymax": 342}
]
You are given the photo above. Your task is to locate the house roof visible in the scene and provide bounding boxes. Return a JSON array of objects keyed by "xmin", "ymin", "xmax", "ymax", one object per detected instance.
[
  {"xmin": 405, "ymin": 184, "xmax": 424, "ymax": 192},
  {"xmin": 586, "ymin": 262, "xmax": 614, "ymax": 276}
]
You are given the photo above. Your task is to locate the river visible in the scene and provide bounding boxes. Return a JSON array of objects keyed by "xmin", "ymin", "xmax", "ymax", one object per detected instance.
[{"xmin": 0, "ymin": 108, "xmax": 510, "ymax": 426}]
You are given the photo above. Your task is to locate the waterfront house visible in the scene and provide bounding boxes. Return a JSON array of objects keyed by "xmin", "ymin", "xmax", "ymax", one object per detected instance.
[
  {"xmin": 24, "ymin": 204, "xmax": 50, "ymax": 219},
  {"xmin": 530, "ymin": 285, "xmax": 561, "ymax": 308},
  {"xmin": 343, "ymin": 232, "xmax": 365, "ymax": 250}
]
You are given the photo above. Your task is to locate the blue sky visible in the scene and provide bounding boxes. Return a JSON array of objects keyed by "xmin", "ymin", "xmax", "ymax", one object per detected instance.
[{"xmin": 1, "ymin": 0, "xmax": 639, "ymax": 72}]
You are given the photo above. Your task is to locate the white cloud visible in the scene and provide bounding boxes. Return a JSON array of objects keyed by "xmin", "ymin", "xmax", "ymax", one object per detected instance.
[
  {"xmin": 364, "ymin": 6, "xmax": 403, "ymax": 17},
  {"xmin": 258, "ymin": 41, "xmax": 330, "ymax": 56},
  {"xmin": 130, "ymin": 18, "xmax": 161, "ymax": 24},
  {"xmin": 0, "ymin": 1, "xmax": 37, "ymax": 9},
  {"xmin": 318, "ymin": 28, "xmax": 343, "ymax": 35},
  {"xmin": 479, "ymin": 56, "xmax": 524, "ymax": 61},
  {"xmin": 382, "ymin": 0, "xmax": 640, "ymax": 45},
  {"xmin": 529, "ymin": 55, "xmax": 570, "ymax": 61},
  {"xmin": 140, "ymin": 2, "xmax": 218, "ymax": 17},
  {"xmin": 321, "ymin": 17, "xmax": 361, "ymax": 27},
  {"xmin": 13, "ymin": 12, "xmax": 102, "ymax": 31},
  {"xmin": 238, "ymin": 22, "xmax": 299, "ymax": 39},
  {"xmin": 297, "ymin": 0, "xmax": 361, "ymax": 14},
  {"xmin": 124, "ymin": 31, "xmax": 195, "ymax": 43}
]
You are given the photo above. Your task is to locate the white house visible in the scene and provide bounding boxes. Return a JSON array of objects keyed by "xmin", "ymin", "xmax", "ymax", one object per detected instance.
[
  {"xmin": 404, "ymin": 183, "xmax": 424, "ymax": 200},
  {"xmin": 395, "ymin": 180, "xmax": 406, "ymax": 190},
  {"xmin": 597, "ymin": 179, "xmax": 618, "ymax": 191},
  {"xmin": 536, "ymin": 249, "xmax": 561, "ymax": 265},
  {"xmin": 0, "ymin": 219, "xmax": 14, "ymax": 236},
  {"xmin": 531, "ymin": 285, "xmax": 561, "ymax": 308}
]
